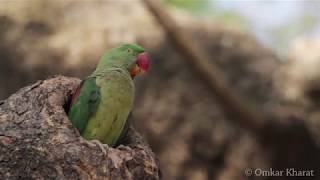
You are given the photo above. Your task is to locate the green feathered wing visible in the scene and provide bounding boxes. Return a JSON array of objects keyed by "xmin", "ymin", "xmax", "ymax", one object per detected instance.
[
  {"xmin": 69, "ymin": 71, "xmax": 133, "ymax": 146},
  {"xmin": 69, "ymin": 77, "xmax": 101, "ymax": 134}
]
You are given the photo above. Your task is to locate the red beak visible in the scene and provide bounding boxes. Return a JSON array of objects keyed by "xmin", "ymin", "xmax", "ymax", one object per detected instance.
[
  {"xmin": 131, "ymin": 52, "xmax": 151, "ymax": 77},
  {"xmin": 137, "ymin": 52, "xmax": 151, "ymax": 72}
]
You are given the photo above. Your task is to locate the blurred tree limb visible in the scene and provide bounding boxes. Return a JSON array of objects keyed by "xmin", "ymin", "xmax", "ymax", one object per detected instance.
[
  {"xmin": 144, "ymin": 0, "xmax": 320, "ymax": 175},
  {"xmin": 143, "ymin": 0, "xmax": 266, "ymax": 135}
]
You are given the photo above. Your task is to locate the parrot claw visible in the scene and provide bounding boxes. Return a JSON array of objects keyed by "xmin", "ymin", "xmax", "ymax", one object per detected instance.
[{"xmin": 87, "ymin": 140, "xmax": 108, "ymax": 156}]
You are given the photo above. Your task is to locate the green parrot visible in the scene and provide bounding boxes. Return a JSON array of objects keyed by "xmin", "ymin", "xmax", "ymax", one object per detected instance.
[{"xmin": 68, "ymin": 44, "xmax": 150, "ymax": 146}]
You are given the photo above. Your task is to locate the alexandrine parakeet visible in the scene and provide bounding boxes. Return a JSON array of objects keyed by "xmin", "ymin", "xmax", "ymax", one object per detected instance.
[{"xmin": 68, "ymin": 44, "xmax": 150, "ymax": 146}]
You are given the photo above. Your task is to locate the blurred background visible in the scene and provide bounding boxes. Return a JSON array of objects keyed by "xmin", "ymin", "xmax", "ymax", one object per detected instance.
[{"xmin": 1, "ymin": 0, "xmax": 320, "ymax": 179}]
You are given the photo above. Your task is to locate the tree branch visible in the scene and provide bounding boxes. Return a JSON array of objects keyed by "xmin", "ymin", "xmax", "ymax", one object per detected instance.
[
  {"xmin": 143, "ymin": 1, "xmax": 320, "ymax": 175},
  {"xmin": 143, "ymin": 0, "xmax": 267, "ymax": 134},
  {"xmin": 0, "ymin": 75, "xmax": 160, "ymax": 180}
]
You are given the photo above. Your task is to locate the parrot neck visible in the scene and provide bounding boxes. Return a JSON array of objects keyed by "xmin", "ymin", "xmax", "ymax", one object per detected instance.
[
  {"xmin": 92, "ymin": 53, "xmax": 131, "ymax": 77},
  {"xmin": 92, "ymin": 65, "xmax": 130, "ymax": 78}
]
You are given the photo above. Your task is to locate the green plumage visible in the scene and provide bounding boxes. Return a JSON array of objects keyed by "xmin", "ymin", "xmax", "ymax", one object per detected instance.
[
  {"xmin": 69, "ymin": 44, "xmax": 145, "ymax": 146},
  {"xmin": 69, "ymin": 77, "xmax": 101, "ymax": 134}
]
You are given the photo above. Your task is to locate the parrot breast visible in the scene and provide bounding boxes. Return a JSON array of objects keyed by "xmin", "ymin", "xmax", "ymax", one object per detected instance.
[{"xmin": 82, "ymin": 69, "xmax": 134, "ymax": 145}]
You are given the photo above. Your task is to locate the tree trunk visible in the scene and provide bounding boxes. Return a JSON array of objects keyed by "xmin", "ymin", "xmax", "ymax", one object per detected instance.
[{"xmin": 0, "ymin": 75, "xmax": 160, "ymax": 180}]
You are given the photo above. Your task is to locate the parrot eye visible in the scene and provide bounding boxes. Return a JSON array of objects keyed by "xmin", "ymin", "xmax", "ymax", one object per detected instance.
[{"xmin": 127, "ymin": 48, "xmax": 133, "ymax": 53}]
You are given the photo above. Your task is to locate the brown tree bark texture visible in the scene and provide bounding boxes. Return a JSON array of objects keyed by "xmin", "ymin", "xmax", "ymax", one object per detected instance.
[{"xmin": 0, "ymin": 75, "xmax": 160, "ymax": 180}]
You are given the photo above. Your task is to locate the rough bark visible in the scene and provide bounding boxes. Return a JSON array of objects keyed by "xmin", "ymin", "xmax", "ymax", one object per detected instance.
[{"xmin": 0, "ymin": 75, "xmax": 160, "ymax": 180}]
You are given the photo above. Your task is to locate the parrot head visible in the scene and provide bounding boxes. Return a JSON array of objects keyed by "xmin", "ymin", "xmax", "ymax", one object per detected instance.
[{"xmin": 97, "ymin": 43, "xmax": 151, "ymax": 78}]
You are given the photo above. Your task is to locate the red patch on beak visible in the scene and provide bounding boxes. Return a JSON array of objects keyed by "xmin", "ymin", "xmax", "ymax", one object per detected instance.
[
  {"xmin": 131, "ymin": 52, "xmax": 151, "ymax": 77},
  {"xmin": 137, "ymin": 52, "xmax": 150, "ymax": 72}
]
